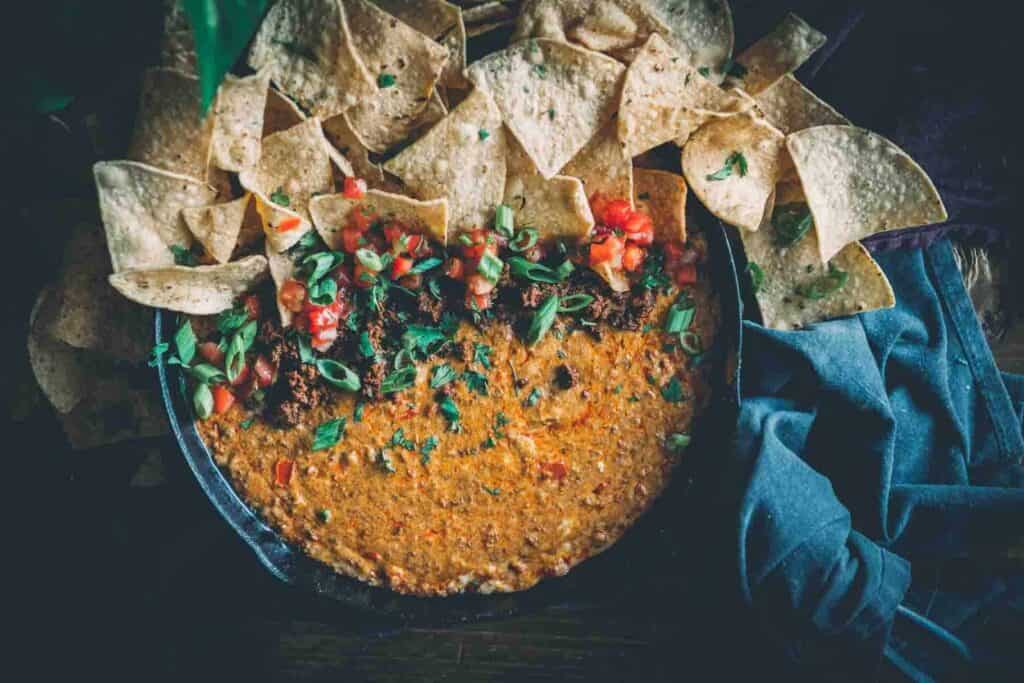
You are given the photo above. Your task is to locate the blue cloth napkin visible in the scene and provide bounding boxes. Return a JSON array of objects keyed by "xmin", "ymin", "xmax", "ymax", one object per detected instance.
[{"xmin": 723, "ymin": 240, "xmax": 1024, "ymax": 679}]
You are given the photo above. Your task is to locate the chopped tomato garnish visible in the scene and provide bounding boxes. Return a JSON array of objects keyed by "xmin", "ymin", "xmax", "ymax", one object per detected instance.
[
  {"xmin": 342, "ymin": 176, "xmax": 367, "ymax": 199},
  {"xmin": 307, "ymin": 302, "xmax": 341, "ymax": 334},
  {"xmin": 274, "ymin": 458, "xmax": 294, "ymax": 486},
  {"xmin": 466, "ymin": 292, "xmax": 492, "ymax": 311},
  {"xmin": 403, "ymin": 234, "xmax": 422, "ymax": 255},
  {"xmin": 382, "ymin": 222, "xmax": 404, "ymax": 244},
  {"xmin": 211, "ymin": 385, "xmax": 235, "ymax": 414},
  {"xmin": 242, "ymin": 295, "xmax": 261, "ymax": 320},
  {"xmin": 445, "ymin": 256, "xmax": 465, "ymax": 281},
  {"xmin": 460, "ymin": 228, "xmax": 497, "ymax": 260},
  {"xmin": 197, "ymin": 341, "xmax": 225, "ymax": 367},
  {"xmin": 276, "ymin": 216, "xmax": 302, "ymax": 232},
  {"xmin": 340, "ymin": 227, "xmax": 363, "ymax": 254},
  {"xmin": 675, "ymin": 263, "xmax": 698, "ymax": 286},
  {"xmin": 540, "ymin": 461, "xmax": 568, "ymax": 481},
  {"xmin": 347, "ymin": 206, "xmax": 375, "ymax": 232},
  {"xmin": 465, "ymin": 273, "xmax": 495, "ymax": 296},
  {"xmin": 254, "ymin": 355, "xmax": 276, "ymax": 388},
  {"xmin": 391, "ymin": 255, "xmax": 413, "ymax": 280},
  {"xmin": 311, "ymin": 326, "xmax": 338, "ymax": 351},
  {"xmin": 279, "ymin": 279, "xmax": 307, "ymax": 312},
  {"xmin": 622, "ymin": 244, "xmax": 646, "ymax": 272},
  {"xmin": 626, "ymin": 227, "xmax": 654, "ymax": 247},
  {"xmin": 230, "ymin": 363, "xmax": 251, "ymax": 388},
  {"xmin": 601, "ymin": 199, "xmax": 633, "ymax": 229},
  {"xmin": 622, "ymin": 211, "xmax": 653, "ymax": 234},
  {"xmin": 588, "ymin": 235, "xmax": 625, "ymax": 267},
  {"xmin": 233, "ymin": 375, "xmax": 258, "ymax": 402}
]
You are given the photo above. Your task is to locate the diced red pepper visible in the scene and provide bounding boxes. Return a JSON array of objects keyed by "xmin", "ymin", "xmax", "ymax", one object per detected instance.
[
  {"xmin": 274, "ymin": 458, "xmax": 294, "ymax": 486},
  {"xmin": 391, "ymin": 255, "xmax": 414, "ymax": 280},
  {"xmin": 675, "ymin": 263, "xmax": 698, "ymax": 286},
  {"xmin": 306, "ymin": 301, "xmax": 341, "ymax": 334},
  {"xmin": 340, "ymin": 227, "xmax": 363, "ymax": 254},
  {"xmin": 622, "ymin": 244, "xmax": 646, "ymax": 272},
  {"xmin": 404, "ymin": 234, "xmax": 422, "ymax": 255},
  {"xmin": 347, "ymin": 206, "xmax": 375, "ymax": 232},
  {"xmin": 211, "ymin": 385, "xmax": 235, "ymax": 414},
  {"xmin": 460, "ymin": 228, "xmax": 497, "ymax": 261},
  {"xmin": 254, "ymin": 355, "xmax": 276, "ymax": 388},
  {"xmin": 342, "ymin": 176, "xmax": 367, "ymax": 199},
  {"xmin": 242, "ymin": 295, "xmax": 261, "ymax": 321},
  {"xmin": 279, "ymin": 279, "xmax": 307, "ymax": 313},
  {"xmin": 540, "ymin": 461, "xmax": 568, "ymax": 481},
  {"xmin": 197, "ymin": 341, "xmax": 225, "ymax": 367},
  {"xmin": 465, "ymin": 273, "xmax": 495, "ymax": 296},
  {"xmin": 276, "ymin": 216, "xmax": 302, "ymax": 232},
  {"xmin": 382, "ymin": 222, "xmax": 403, "ymax": 244}
]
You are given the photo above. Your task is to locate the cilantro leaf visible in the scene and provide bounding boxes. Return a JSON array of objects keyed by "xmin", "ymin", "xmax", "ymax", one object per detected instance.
[
  {"xmin": 473, "ymin": 342, "xmax": 493, "ymax": 370},
  {"xmin": 462, "ymin": 370, "xmax": 489, "ymax": 396},
  {"xmin": 420, "ymin": 436, "xmax": 439, "ymax": 464},
  {"xmin": 312, "ymin": 417, "xmax": 346, "ymax": 451},
  {"xmin": 430, "ymin": 363, "xmax": 458, "ymax": 389},
  {"xmin": 661, "ymin": 377, "xmax": 685, "ymax": 403},
  {"xmin": 269, "ymin": 187, "xmax": 290, "ymax": 207}
]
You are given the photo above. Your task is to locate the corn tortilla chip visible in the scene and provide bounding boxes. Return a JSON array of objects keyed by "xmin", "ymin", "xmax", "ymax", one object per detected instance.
[
  {"xmin": 248, "ymin": 0, "xmax": 376, "ymax": 119},
  {"xmin": 371, "ymin": 0, "xmax": 468, "ymax": 90},
  {"xmin": 182, "ymin": 195, "xmax": 252, "ymax": 264},
  {"xmin": 504, "ymin": 137, "xmax": 594, "ymax": 243},
  {"xmin": 463, "ymin": 1, "xmax": 516, "ymax": 25},
  {"xmin": 741, "ymin": 183, "xmax": 895, "ymax": 330},
  {"xmin": 266, "ymin": 241, "xmax": 299, "ymax": 327},
  {"xmin": 681, "ymin": 113, "xmax": 785, "ymax": 231},
  {"xmin": 210, "ymin": 71, "xmax": 271, "ymax": 172},
  {"xmin": 235, "ymin": 198, "xmax": 267, "ymax": 256},
  {"xmin": 127, "ymin": 68, "xmax": 213, "ymax": 179},
  {"xmin": 59, "ymin": 371, "xmax": 168, "ymax": 450},
  {"xmin": 560, "ymin": 122, "xmax": 633, "ymax": 206},
  {"xmin": 28, "ymin": 287, "xmax": 98, "ymax": 414},
  {"xmin": 753, "ymin": 75, "xmax": 849, "ymax": 135},
  {"xmin": 41, "ymin": 222, "xmax": 151, "ymax": 363},
  {"xmin": 383, "ymin": 88, "xmax": 506, "ymax": 230},
  {"xmin": 322, "ymin": 111, "xmax": 389, "ymax": 188},
  {"xmin": 730, "ymin": 13, "xmax": 826, "ymax": 96},
  {"xmin": 619, "ymin": 33, "xmax": 748, "ymax": 157},
  {"xmin": 109, "ymin": 255, "xmax": 270, "ymax": 315},
  {"xmin": 466, "ymin": 18, "xmax": 515, "ymax": 38},
  {"xmin": 514, "ymin": 1, "xmax": 667, "ymax": 52},
  {"xmin": 310, "ymin": 190, "xmax": 449, "ymax": 248},
  {"xmin": 646, "ymin": 0, "xmax": 734, "ymax": 80},
  {"xmin": 467, "ymin": 38, "xmax": 625, "ymax": 179},
  {"xmin": 787, "ymin": 125, "xmax": 948, "ymax": 263},
  {"xmin": 94, "ymin": 161, "xmax": 216, "ymax": 272},
  {"xmin": 253, "ymin": 194, "xmax": 314, "ymax": 252},
  {"xmin": 634, "ymin": 168, "xmax": 687, "ymax": 243},
  {"xmin": 159, "ymin": 0, "xmax": 196, "ymax": 73},
  {"xmin": 343, "ymin": 0, "xmax": 451, "ymax": 152},
  {"xmin": 263, "ymin": 88, "xmax": 307, "ymax": 137}
]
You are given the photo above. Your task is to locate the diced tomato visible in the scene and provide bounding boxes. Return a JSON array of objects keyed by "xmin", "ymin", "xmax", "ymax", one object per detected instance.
[
  {"xmin": 340, "ymin": 228, "xmax": 363, "ymax": 254},
  {"xmin": 230, "ymin": 363, "xmax": 251, "ymax": 388},
  {"xmin": 233, "ymin": 375, "xmax": 258, "ymax": 402},
  {"xmin": 445, "ymin": 256, "xmax": 465, "ymax": 281},
  {"xmin": 466, "ymin": 292, "xmax": 492, "ymax": 311},
  {"xmin": 465, "ymin": 273, "xmax": 495, "ymax": 296},
  {"xmin": 382, "ymin": 222, "xmax": 404, "ymax": 244},
  {"xmin": 311, "ymin": 326, "xmax": 338, "ymax": 351},
  {"xmin": 254, "ymin": 355, "xmax": 276, "ymax": 388},
  {"xmin": 460, "ymin": 228, "xmax": 497, "ymax": 260},
  {"xmin": 391, "ymin": 255, "xmax": 414, "ymax": 280},
  {"xmin": 274, "ymin": 458, "xmax": 294, "ymax": 486},
  {"xmin": 242, "ymin": 295, "xmax": 261, "ymax": 320},
  {"xmin": 276, "ymin": 216, "xmax": 302, "ymax": 232},
  {"xmin": 675, "ymin": 263, "xmax": 698, "ymax": 286},
  {"xmin": 623, "ymin": 210, "xmax": 653, "ymax": 234},
  {"xmin": 622, "ymin": 245, "xmax": 646, "ymax": 272},
  {"xmin": 540, "ymin": 461, "xmax": 568, "ymax": 481},
  {"xmin": 588, "ymin": 235, "xmax": 625, "ymax": 267},
  {"xmin": 279, "ymin": 279, "xmax": 307, "ymax": 312},
  {"xmin": 601, "ymin": 199, "xmax": 633, "ymax": 229},
  {"xmin": 342, "ymin": 176, "xmax": 367, "ymax": 199},
  {"xmin": 197, "ymin": 341, "xmax": 225, "ymax": 367},
  {"xmin": 211, "ymin": 385, "xmax": 235, "ymax": 414},
  {"xmin": 403, "ymin": 234, "xmax": 422, "ymax": 254},
  {"xmin": 353, "ymin": 263, "xmax": 377, "ymax": 288},
  {"xmin": 347, "ymin": 206, "xmax": 375, "ymax": 232},
  {"xmin": 626, "ymin": 227, "xmax": 654, "ymax": 247}
]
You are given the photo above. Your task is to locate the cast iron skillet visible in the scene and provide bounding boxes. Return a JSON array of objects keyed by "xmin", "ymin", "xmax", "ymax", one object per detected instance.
[{"xmin": 155, "ymin": 215, "xmax": 743, "ymax": 625}]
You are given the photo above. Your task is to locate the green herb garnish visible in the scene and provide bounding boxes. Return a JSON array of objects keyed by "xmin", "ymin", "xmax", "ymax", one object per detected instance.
[
  {"xmin": 477, "ymin": 252, "xmax": 504, "ymax": 284},
  {"xmin": 410, "ymin": 257, "xmax": 443, "ymax": 274},
  {"xmin": 796, "ymin": 263, "xmax": 848, "ymax": 300},
  {"xmin": 389, "ymin": 427, "xmax": 416, "ymax": 450},
  {"xmin": 698, "ymin": 66, "xmax": 711, "ymax": 77},
  {"xmin": 494, "ymin": 204, "xmax": 515, "ymax": 238},
  {"xmin": 771, "ymin": 203, "xmax": 813, "ymax": 247},
  {"xmin": 420, "ymin": 436, "xmax": 439, "ymax": 464},
  {"xmin": 148, "ymin": 342, "xmax": 169, "ymax": 367},
  {"xmin": 316, "ymin": 359, "xmax": 361, "ymax": 392},
  {"xmin": 355, "ymin": 248, "xmax": 384, "ymax": 271},
  {"xmin": 174, "ymin": 320, "xmax": 197, "ymax": 366},
  {"xmin": 216, "ymin": 306, "xmax": 249, "ymax": 335},
  {"xmin": 224, "ymin": 320, "xmax": 257, "ymax": 382},
  {"xmin": 527, "ymin": 295, "xmax": 559, "ymax": 346},
  {"xmin": 353, "ymin": 401, "xmax": 365, "ymax": 422},
  {"xmin": 509, "ymin": 228, "xmax": 539, "ymax": 253},
  {"xmin": 665, "ymin": 298, "xmax": 696, "ymax": 334},
  {"xmin": 483, "ymin": 485, "xmax": 501, "ymax": 496},
  {"xmin": 376, "ymin": 449, "xmax": 396, "ymax": 473},
  {"xmin": 746, "ymin": 262, "xmax": 765, "ymax": 293},
  {"xmin": 269, "ymin": 187, "xmax": 290, "ymax": 207},
  {"xmin": 462, "ymin": 370, "xmax": 489, "ymax": 396},
  {"xmin": 170, "ymin": 244, "xmax": 198, "ymax": 266},
  {"xmin": 706, "ymin": 151, "xmax": 747, "ymax": 181},
  {"xmin": 188, "ymin": 363, "xmax": 226, "ymax": 384},
  {"xmin": 312, "ymin": 417, "xmax": 346, "ymax": 451},
  {"xmin": 661, "ymin": 377, "xmax": 685, "ymax": 403},
  {"xmin": 316, "ymin": 509, "xmax": 332, "ymax": 523},
  {"xmin": 507, "ymin": 257, "xmax": 562, "ymax": 284},
  {"xmin": 307, "ymin": 276, "xmax": 337, "ymax": 305},
  {"xmin": 438, "ymin": 395, "xmax": 460, "ymax": 426},
  {"xmin": 478, "ymin": 128, "xmax": 490, "ymax": 141},
  {"xmin": 666, "ymin": 433, "xmax": 691, "ymax": 451},
  {"xmin": 193, "ymin": 383, "xmax": 214, "ymax": 420},
  {"xmin": 524, "ymin": 387, "xmax": 543, "ymax": 407},
  {"xmin": 473, "ymin": 342, "xmax": 493, "ymax": 370},
  {"xmin": 430, "ymin": 363, "xmax": 458, "ymax": 389},
  {"xmin": 558, "ymin": 294, "xmax": 594, "ymax": 313},
  {"xmin": 402, "ymin": 324, "xmax": 450, "ymax": 357},
  {"xmin": 381, "ymin": 365, "xmax": 417, "ymax": 394},
  {"xmin": 377, "ymin": 73, "xmax": 396, "ymax": 88},
  {"xmin": 358, "ymin": 331, "xmax": 376, "ymax": 360},
  {"xmin": 240, "ymin": 417, "xmax": 255, "ymax": 430}
]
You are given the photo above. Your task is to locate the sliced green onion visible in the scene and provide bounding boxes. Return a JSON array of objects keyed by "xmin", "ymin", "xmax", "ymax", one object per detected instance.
[
  {"xmin": 302, "ymin": 251, "xmax": 344, "ymax": 285},
  {"xmin": 557, "ymin": 293, "xmax": 594, "ymax": 313},
  {"xmin": 188, "ymin": 363, "xmax": 226, "ymax": 384},
  {"xmin": 555, "ymin": 260, "xmax": 574, "ymax": 280},
  {"xmin": 527, "ymin": 295, "xmax": 559, "ymax": 346},
  {"xmin": 316, "ymin": 359, "xmax": 361, "ymax": 392},
  {"xmin": 509, "ymin": 228, "xmax": 539, "ymax": 252},
  {"xmin": 495, "ymin": 204, "xmax": 515, "ymax": 238},
  {"xmin": 393, "ymin": 348, "xmax": 414, "ymax": 370},
  {"xmin": 665, "ymin": 304, "xmax": 696, "ymax": 334},
  {"xmin": 507, "ymin": 257, "xmax": 561, "ymax": 284},
  {"xmin": 224, "ymin": 320, "xmax": 257, "ymax": 382},
  {"xmin": 678, "ymin": 331, "xmax": 703, "ymax": 356},
  {"xmin": 355, "ymin": 248, "xmax": 383, "ymax": 271},
  {"xmin": 308, "ymin": 276, "xmax": 337, "ymax": 305},
  {"xmin": 458, "ymin": 233, "xmax": 474, "ymax": 246},
  {"xmin": 477, "ymin": 252, "xmax": 504, "ymax": 284},
  {"xmin": 193, "ymin": 383, "xmax": 213, "ymax": 420},
  {"xmin": 410, "ymin": 257, "xmax": 443, "ymax": 274}
]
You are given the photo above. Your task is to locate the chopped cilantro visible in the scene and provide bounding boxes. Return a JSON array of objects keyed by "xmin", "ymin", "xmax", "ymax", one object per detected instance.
[
  {"xmin": 377, "ymin": 73, "xmax": 396, "ymax": 88},
  {"xmin": 666, "ymin": 433, "xmax": 691, "ymax": 451},
  {"xmin": 358, "ymin": 331, "xmax": 377, "ymax": 359},
  {"xmin": 410, "ymin": 257, "xmax": 443, "ymax": 274},
  {"xmin": 706, "ymin": 151, "xmax": 747, "ymax": 181},
  {"xmin": 612, "ymin": 384, "xmax": 623, "ymax": 395},
  {"xmin": 473, "ymin": 342, "xmax": 493, "ymax": 369},
  {"xmin": 389, "ymin": 428, "xmax": 416, "ymax": 450},
  {"xmin": 796, "ymin": 263, "xmax": 848, "ymax": 300},
  {"xmin": 420, "ymin": 436, "xmax": 439, "ymax": 464},
  {"xmin": 174, "ymin": 320, "xmax": 197, "ymax": 366},
  {"xmin": 402, "ymin": 324, "xmax": 450, "ymax": 357},
  {"xmin": 381, "ymin": 365, "xmax": 417, "ymax": 394},
  {"xmin": 311, "ymin": 417, "xmax": 346, "ymax": 451},
  {"xmin": 697, "ymin": 66, "xmax": 711, "ymax": 77},
  {"xmin": 216, "ymin": 306, "xmax": 249, "ymax": 335},
  {"xmin": 524, "ymin": 387, "xmax": 543, "ymax": 407},
  {"xmin": 638, "ymin": 249, "xmax": 672, "ymax": 292},
  {"xmin": 483, "ymin": 485, "xmax": 501, "ymax": 496},
  {"xmin": 240, "ymin": 417, "xmax": 255, "ymax": 430},
  {"xmin": 147, "ymin": 342, "xmax": 169, "ymax": 368},
  {"xmin": 481, "ymin": 436, "xmax": 496, "ymax": 450},
  {"xmin": 661, "ymin": 377, "xmax": 685, "ymax": 403},
  {"xmin": 269, "ymin": 187, "xmax": 290, "ymax": 207},
  {"xmin": 438, "ymin": 395, "xmax": 460, "ymax": 426},
  {"xmin": 495, "ymin": 412, "xmax": 511, "ymax": 427},
  {"xmin": 547, "ymin": 108, "xmax": 556, "ymax": 120},
  {"xmin": 532, "ymin": 63, "xmax": 548, "ymax": 78},
  {"xmin": 316, "ymin": 509, "xmax": 332, "ymax": 523},
  {"xmin": 478, "ymin": 128, "xmax": 490, "ymax": 141},
  {"xmin": 430, "ymin": 363, "xmax": 458, "ymax": 389},
  {"xmin": 462, "ymin": 370, "xmax": 489, "ymax": 396},
  {"xmin": 170, "ymin": 244, "xmax": 198, "ymax": 266},
  {"xmin": 771, "ymin": 203, "xmax": 814, "ymax": 247},
  {"xmin": 353, "ymin": 401, "xmax": 365, "ymax": 422}
]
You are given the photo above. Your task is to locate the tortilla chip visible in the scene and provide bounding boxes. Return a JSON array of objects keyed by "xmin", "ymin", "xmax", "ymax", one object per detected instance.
[
  {"xmin": 514, "ymin": 0, "xmax": 667, "ymax": 52},
  {"xmin": 560, "ymin": 122, "xmax": 633, "ymax": 205},
  {"xmin": 127, "ymin": 68, "xmax": 213, "ymax": 179},
  {"xmin": 383, "ymin": 88, "xmax": 506, "ymax": 229},
  {"xmin": 372, "ymin": 0, "xmax": 468, "ymax": 90},
  {"xmin": 253, "ymin": 195, "xmax": 314, "ymax": 252},
  {"xmin": 619, "ymin": 33, "xmax": 748, "ymax": 157},
  {"xmin": 59, "ymin": 370, "xmax": 168, "ymax": 450},
  {"xmin": 787, "ymin": 125, "xmax": 947, "ymax": 262},
  {"xmin": 310, "ymin": 190, "xmax": 449, "ymax": 248},
  {"xmin": 28, "ymin": 287, "xmax": 98, "ymax": 414},
  {"xmin": 239, "ymin": 117, "xmax": 334, "ymax": 225},
  {"xmin": 681, "ymin": 113, "xmax": 785, "ymax": 231},
  {"xmin": 741, "ymin": 184, "xmax": 895, "ymax": 330},
  {"xmin": 210, "ymin": 71, "xmax": 271, "ymax": 172},
  {"xmin": 41, "ymin": 222, "xmax": 151, "ymax": 363},
  {"xmin": 266, "ymin": 241, "xmax": 299, "ymax": 327},
  {"xmin": 753, "ymin": 75, "xmax": 849, "ymax": 135},
  {"xmin": 646, "ymin": 0, "xmax": 734, "ymax": 80},
  {"xmin": 322, "ymin": 110, "xmax": 387, "ymax": 187},
  {"xmin": 463, "ymin": 1, "xmax": 516, "ymax": 25},
  {"xmin": 730, "ymin": 13, "xmax": 826, "ymax": 96},
  {"xmin": 236, "ymin": 199, "xmax": 266, "ymax": 256},
  {"xmin": 466, "ymin": 18, "xmax": 515, "ymax": 38},
  {"xmin": 248, "ymin": 0, "xmax": 376, "ymax": 118},
  {"xmin": 343, "ymin": 0, "xmax": 450, "ymax": 152},
  {"xmin": 504, "ymin": 137, "xmax": 594, "ymax": 243},
  {"xmin": 108, "ymin": 255, "xmax": 270, "ymax": 315},
  {"xmin": 94, "ymin": 161, "xmax": 216, "ymax": 272},
  {"xmin": 468, "ymin": 38, "xmax": 625, "ymax": 179},
  {"xmin": 634, "ymin": 168, "xmax": 687, "ymax": 243},
  {"xmin": 263, "ymin": 88, "xmax": 307, "ymax": 137},
  {"xmin": 159, "ymin": 0, "xmax": 196, "ymax": 73},
  {"xmin": 182, "ymin": 195, "xmax": 251, "ymax": 264}
]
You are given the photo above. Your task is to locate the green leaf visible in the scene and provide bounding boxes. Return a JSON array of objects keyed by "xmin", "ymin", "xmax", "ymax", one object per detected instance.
[
  {"xmin": 193, "ymin": 383, "xmax": 213, "ymax": 419},
  {"xmin": 170, "ymin": 244, "xmax": 199, "ymax": 266},
  {"xmin": 438, "ymin": 395, "xmax": 460, "ymax": 425},
  {"xmin": 796, "ymin": 263, "xmax": 849, "ymax": 300},
  {"xmin": 410, "ymin": 257, "xmax": 443, "ymax": 274},
  {"xmin": 524, "ymin": 387, "xmax": 543, "ymax": 407},
  {"xmin": 381, "ymin": 365, "xmax": 417, "ymax": 394},
  {"xmin": 188, "ymin": 363, "xmax": 226, "ymax": 384},
  {"xmin": 477, "ymin": 252, "xmax": 504, "ymax": 284},
  {"xmin": 661, "ymin": 377, "xmax": 685, "ymax": 403},
  {"xmin": 507, "ymin": 257, "xmax": 562, "ymax": 284},
  {"xmin": 527, "ymin": 295, "xmax": 559, "ymax": 346},
  {"xmin": 665, "ymin": 301, "xmax": 696, "ymax": 334},
  {"xmin": 430, "ymin": 363, "xmax": 458, "ymax": 389},
  {"xmin": 295, "ymin": 333, "xmax": 316, "ymax": 364},
  {"xmin": 353, "ymin": 401, "xmax": 365, "ymax": 422},
  {"xmin": 302, "ymin": 251, "xmax": 344, "ymax": 286},
  {"xmin": 494, "ymin": 204, "xmax": 514, "ymax": 238},
  {"xmin": 224, "ymin": 320, "xmax": 257, "ymax": 382},
  {"xmin": 148, "ymin": 342, "xmax": 169, "ymax": 368},
  {"xmin": 706, "ymin": 151, "xmax": 747, "ymax": 181},
  {"xmin": 388, "ymin": 428, "xmax": 416, "ymax": 450},
  {"xmin": 216, "ymin": 306, "xmax": 249, "ymax": 335},
  {"xmin": 308, "ymin": 276, "xmax": 337, "ymax": 305},
  {"xmin": 558, "ymin": 294, "xmax": 593, "ymax": 313},
  {"xmin": 377, "ymin": 73, "xmax": 397, "ymax": 88},
  {"xmin": 771, "ymin": 203, "xmax": 814, "ymax": 247},
  {"xmin": 420, "ymin": 436, "xmax": 439, "ymax": 464},
  {"xmin": 666, "ymin": 433, "xmax": 691, "ymax": 451},
  {"xmin": 376, "ymin": 449, "xmax": 396, "ymax": 473},
  {"xmin": 402, "ymin": 324, "xmax": 449, "ymax": 356},
  {"xmin": 473, "ymin": 343, "xmax": 493, "ymax": 370},
  {"xmin": 175, "ymin": 320, "xmax": 198, "ymax": 366},
  {"xmin": 240, "ymin": 417, "xmax": 255, "ymax": 430},
  {"xmin": 482, "ymin": 485, "xmax": 501, "ymax": 496},
  {"xmin": 462, "ymin": 370, "xmax": 489, "ymax": 396},
  {"xmin": 182, "ymin": 0, "xmax": 269, "ymax": 116},
  {"xmin": 509, "ymin": 228, "xmax": 539, "ymax": 253},
  {"xmin": 312, "ymin": 417, "xmax": 346, "ymax": 451},
  {"xmin": 358, "ymin": 331, "xmax": 377, "ymax": 360},
  {"xmin": 478, "ymin": 128, "xmax": 490, "ymax": 141},
  {"xmin": 269, "ymin": 187, "xmax": 290, "ymax": 207},
  {"xmin": 355, "ymin": 248, "xmax": 384, "ymax": 271},
  {"xmin": 316, "ymin": 359, "xmax": 361, "ymax": 392},
  {"xmin": 746, "ymin": 262, "xmax": 765, "ymax": 293}
]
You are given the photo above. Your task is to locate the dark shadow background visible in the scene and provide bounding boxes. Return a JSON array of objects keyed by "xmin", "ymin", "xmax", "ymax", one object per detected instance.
[{"xmin": 4, "ymin": 1, "xmax": 1020, "ymax": 680}]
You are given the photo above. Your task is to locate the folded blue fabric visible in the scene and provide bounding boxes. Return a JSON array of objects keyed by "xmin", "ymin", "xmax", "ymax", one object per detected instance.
[{"xmin": 733, "ymin": 240, "xmax": 1024, "ymax": 678}]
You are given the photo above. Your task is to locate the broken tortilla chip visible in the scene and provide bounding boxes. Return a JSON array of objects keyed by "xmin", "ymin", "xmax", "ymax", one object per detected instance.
[
  {"xmin": 371, "ymin": 0, "xmax": 468, "ymax": 90},
  {"xmin": 310, "ymin": 190, "xmax": 449, "ymax": 248},
  {"xmin": 560, "ymin": 122, "xmax": 633, "ymax": 206},
  {"xmin": 467, "ymin": 38, "xmax": 625, "ymax": 179},
  {"xmin": 94, "ymin": 161, "xmax": 216, "ymax": 272},
  {"xmin": 633, "ymin": 168, "xmax": 687, "ymax": 243},
  {"xmin": 322, "ymin": 111, "xmax": 388, "ymax": 188},
  {"xmin": 681, "ymin": 113, "xmax": 786, "ymax": 231},
  {"xmin": 504, "ymin": 137, "xmax": 594, "ymax": 243},
  {"xmin": 646, "ymin": 0, "xmax": 734, "ymax": 80},
  {"xmin": 263, "ymin": 88, "xmax": 307, "ymax": 137},
  {"xmin": 513, "ymin": 0, "xmax": 667, "ymax": 52},
  {"xmin": 786, "ymin": 125, "xmax": 948, "ymax": 263},
  {"xmin": 730, "ymin": 13, "xmax": 826, "ymax": 96},
  {"xmin": 343, "ymin": 0, "xmax": 451, "ymax": 152},
  {"xmin": 248, "ymin": 0, "xmax": 376, "ymax": 118},
  {"xmin": 253, "ymin": 195, "xmax": 313, "ymax": 252},
  {"xmin": 210, "ymin": 71, "xmax": 271, "ymax": 172},
  {"xmin": 266, "ymin": 241, "xmax": 299, "ymax": 327},
  {"xmin": 753, "ymin": 74, "xmax": 849, "ymax": 135},
  {"xmin": 108, "ymin": 255, "xmax": 270, "ymax": 315},
  {"xmin": 159, "ymin": 0, "xmax": 196, "ymax": 73},
  {"xmin": 182, "ymin": 195, "xmax": 252, "ymax": 264},
  {"xmin": 28, "ymin": 286, "xmax": 99, "ymax": 414},
  {"xmin": 383, "ymin": 88, "xmax": 506, "ymax": 230},
  {"xmin": 59, "ymin": 369, "xmax": 168, "ymax": 450},
  {"xmin": 619, "ymin": 33, "xmax": 749, "ymax": 157},
  {"xmin": 127, "ymin": 68, "xmax": 213, "ymax": 179}
]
